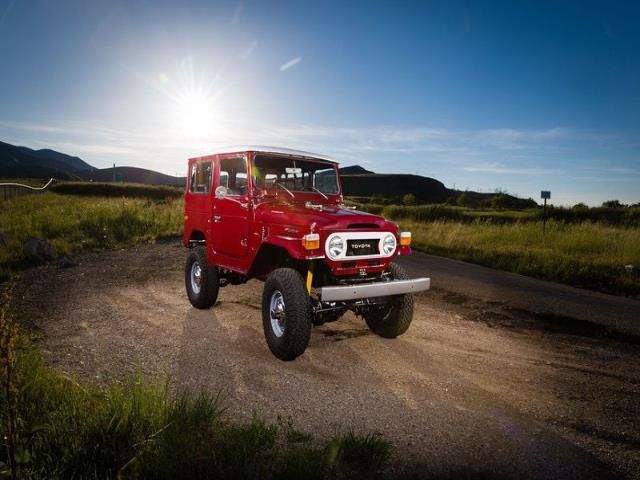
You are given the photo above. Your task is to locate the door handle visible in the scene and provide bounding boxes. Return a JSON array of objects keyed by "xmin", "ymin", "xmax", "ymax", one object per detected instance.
[{"xmin": 213, "ymin": 215, "xmax": 222, "ymax": 223}]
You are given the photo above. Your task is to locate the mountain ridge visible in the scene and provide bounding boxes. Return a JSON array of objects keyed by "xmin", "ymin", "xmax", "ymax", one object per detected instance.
[{"xmin": 0, "ymin": 140, "xmax": 535, "ymax": 206}]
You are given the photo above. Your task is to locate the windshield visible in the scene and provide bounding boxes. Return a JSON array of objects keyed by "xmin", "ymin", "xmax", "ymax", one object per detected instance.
[{"xmin": 252, "ymin": 155, "xmax": 339, "ymax": 195}]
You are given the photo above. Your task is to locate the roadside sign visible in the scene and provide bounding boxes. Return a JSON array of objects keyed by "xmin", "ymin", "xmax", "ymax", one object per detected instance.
[{"xmin": 540, "ymin": 191, "xmax": 551, "ymax": 233}]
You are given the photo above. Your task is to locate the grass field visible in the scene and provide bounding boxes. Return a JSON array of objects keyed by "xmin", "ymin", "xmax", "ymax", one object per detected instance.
[
  {"xmin": 0, "ymin": 193, "xmax": 183, "ymax": 282},
  {"xmin": 1, "ymin": 190, "xmax": 639, "ymax": 296},
  {"xmin": 402, "ymin": 219, "xmax": 640, "ymax": 297}
]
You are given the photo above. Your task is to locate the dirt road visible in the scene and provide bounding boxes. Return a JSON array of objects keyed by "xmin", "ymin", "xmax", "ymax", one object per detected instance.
[{"xmin": 14, "ymin": 242, "xmax": 640, "ymax": 479}]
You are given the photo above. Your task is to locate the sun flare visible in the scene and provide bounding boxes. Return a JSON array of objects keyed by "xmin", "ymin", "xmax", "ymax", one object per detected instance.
[{"xmin": 174, "ymin": 89, "xmax": 216, "ymax": 139}]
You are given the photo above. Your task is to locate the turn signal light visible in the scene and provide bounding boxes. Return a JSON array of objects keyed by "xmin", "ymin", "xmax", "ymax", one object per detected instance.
[
  {"xmin": 302, "ymin": 233, "xmax": 320, "ymax": 250},
  {"xmin": 400, "ymin": 231, "xmax": 412, "ymax": 246}
]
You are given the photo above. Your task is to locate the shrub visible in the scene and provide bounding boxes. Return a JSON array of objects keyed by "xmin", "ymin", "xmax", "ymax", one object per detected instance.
[
  {"xmin": 602, "ymin": 200, "xmax": 626, "ymax": 208},
  {"xmin": 456, "ymin": 192, "xmax": 475, "ymax": 208},
  {"xmin": 490, "ymin": 193, "xmax": 537, "ymax": 210},
  {"xmin": 402, "ymin": 193, "xmax": 417, "ymax": 206}
]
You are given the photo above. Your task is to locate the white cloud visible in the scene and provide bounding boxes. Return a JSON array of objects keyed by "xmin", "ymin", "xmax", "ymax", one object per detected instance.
[{"xmin": 279, "ymin": 56, "xmax": 302, "ymax": 71}]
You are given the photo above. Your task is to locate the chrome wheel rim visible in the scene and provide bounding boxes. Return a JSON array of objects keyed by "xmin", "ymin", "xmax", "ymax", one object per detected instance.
[
  {"xmin": 190, "ymin": 262, "xmax": 202, "ymax": 295},
  {"xmin": 269, "ymin": 290, "xmax": 286, "ymax": 338}
]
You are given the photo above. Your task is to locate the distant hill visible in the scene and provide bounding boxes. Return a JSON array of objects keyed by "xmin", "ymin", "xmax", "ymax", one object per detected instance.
[
  {"xmin": 341, "ymin": 170, "xmax": 450, "ymax": 203},
  {"xmin": 79, "ymin": 166, "xmax": 186, "ymax": 187},
  {"xmin": 340, "ymin": 164, "xmax": 536, "ymax": 207},
  {"xmin": 0, "ymin": 141, "xmax": 535, "ymax": 206},
  {"xmin": 0, "ymin": 141, "xmax": 95, "ymax": 180},
  {"xmin": 338, "ymin": 165, "xmax": 374, "ymax": 175},
  {"xmin": 0, "ymin": 140, "xmax": 184, "ymax": 186}
]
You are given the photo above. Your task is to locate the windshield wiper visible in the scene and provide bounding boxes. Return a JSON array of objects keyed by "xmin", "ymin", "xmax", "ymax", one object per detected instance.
[
  {"xmin": 274, "ymin": 182, "xmax": 295, "ymax": 198},
  {"xmin": 310, "ymin": 186, "xmax": 328, "ymax": 200}
]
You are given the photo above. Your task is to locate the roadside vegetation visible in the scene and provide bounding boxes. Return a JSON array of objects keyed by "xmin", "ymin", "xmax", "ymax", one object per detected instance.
[
  {"xmin": 1, "ymin": 188, "xmax": 638, "ymax": 296},
  {"xmin": 0, "ymin": 192, "xmax": 182, "ymax": 282},
  {"xmin": 403, "ymin": 219, "xmax": 640, "ymax": 297},
  {"xmin": 348, "ymin": 198, "xmax": 640, "ymax": 297}
]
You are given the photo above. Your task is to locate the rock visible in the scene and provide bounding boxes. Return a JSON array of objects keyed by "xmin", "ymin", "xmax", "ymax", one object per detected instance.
[
  {"xmin": 58, "ymin": 256, "xmax": 78, "ymax": 269},
  {"xmin": 23, "ymin": 239, "xmax": 57, "ymax": 264}
]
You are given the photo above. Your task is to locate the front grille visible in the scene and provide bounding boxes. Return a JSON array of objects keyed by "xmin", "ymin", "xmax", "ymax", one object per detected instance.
[
  {"xmin": 346, "ymin": 239, "xmax": 379, "ymax": 256},
  {"xmin": 348, "ymin": 223, "xmax": 379, "ymax": 229}
]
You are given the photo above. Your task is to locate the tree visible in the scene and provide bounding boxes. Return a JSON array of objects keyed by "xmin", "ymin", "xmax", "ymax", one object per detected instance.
[
  {"xmin": 602, "ymin": 200, "xmax": 626, "ymax": 208},
  {"xmin": 572, "ymin": 202, "xmax": 589, "ymax": 210},
  {"xmin": 370, "ymin": 193, "xmax": 385, "ymax": 205},
  {"xmin": 456, "ymin": 192, "xmax": 475, "ymax": 208},
  {"xmin": 402, "ymin": 193, "xmax": 417, "ymax": 206}
]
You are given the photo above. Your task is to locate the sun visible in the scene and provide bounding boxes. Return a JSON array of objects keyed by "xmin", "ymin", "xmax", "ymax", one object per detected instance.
[{"xmin": 174, "ymin": 88, "xmax": 216, "ymax": 139}]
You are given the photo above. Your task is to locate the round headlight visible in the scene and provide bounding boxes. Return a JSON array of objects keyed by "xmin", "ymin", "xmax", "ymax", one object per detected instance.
[
  {"xmin": 328, "ymin": 236, "xmax": 344, "ymax": 259},
  {"xmin": 382, "ymin": 234, "xmax": 396, "ymax": 255}
]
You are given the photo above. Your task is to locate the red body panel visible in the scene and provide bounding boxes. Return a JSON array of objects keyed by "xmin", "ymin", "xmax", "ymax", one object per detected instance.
[{"xmin": 183, "ymin": 150, "xmax": 408, "ymax": 278}]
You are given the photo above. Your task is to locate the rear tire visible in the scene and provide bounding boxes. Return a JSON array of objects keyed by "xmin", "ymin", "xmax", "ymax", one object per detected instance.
[
  {"xmin": 363, "ymin": 262, "xmax": 414, "ymax": 338},
  {"xmin": 185, "ymin": 246, "xmax": 219, "ymax": 309},
  {"xmin": 262, "ymin": 268, "xmax": 312, "ymax": 361}
]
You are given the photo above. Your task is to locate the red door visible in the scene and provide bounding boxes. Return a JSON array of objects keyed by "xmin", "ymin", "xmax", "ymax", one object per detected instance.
[
  {"xmin": 185, "ymin": 157, "xmax": 214, "ymax": 244},
  {"xmin": 212, "ymin": 155, "xmax": 250, "ymax": 259}
]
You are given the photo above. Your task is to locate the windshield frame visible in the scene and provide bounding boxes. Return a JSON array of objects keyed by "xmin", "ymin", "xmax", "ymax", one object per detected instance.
[{"xmin": 251, "ymin": 153, "xmax": 341, "ymax": 198}]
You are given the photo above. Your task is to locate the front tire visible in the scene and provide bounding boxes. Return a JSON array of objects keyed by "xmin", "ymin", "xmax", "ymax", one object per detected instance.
[
  {"xmin": 262, "ymin": 268, "xmax": 312, "ymax": 361},
  {"xmin": 185, "ymin": 246, "xmax": 219, "ymax": 309},
  {"xmin": 363, "ymin": 262, "xmax": 414, "ymax": 338}
]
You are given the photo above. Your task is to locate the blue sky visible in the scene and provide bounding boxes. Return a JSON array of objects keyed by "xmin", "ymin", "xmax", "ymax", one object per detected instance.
[{"xmin": 0, "ymin": 0, "xmax": 638, "ymax": 205}]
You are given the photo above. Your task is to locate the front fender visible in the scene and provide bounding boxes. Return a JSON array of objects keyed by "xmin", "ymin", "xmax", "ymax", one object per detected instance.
[{"xmin": 261, "ymin": 235, "xmax": 319, "ymax": 260}]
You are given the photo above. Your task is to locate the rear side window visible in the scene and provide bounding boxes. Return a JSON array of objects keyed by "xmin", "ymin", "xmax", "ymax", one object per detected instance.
[
  {"xmin": 190, "ymin": 162, "xmax": 212, "ymax": 193},
  {"xmin": 219, "ymin": 157, "xmax": 247, "ymax": 196}
]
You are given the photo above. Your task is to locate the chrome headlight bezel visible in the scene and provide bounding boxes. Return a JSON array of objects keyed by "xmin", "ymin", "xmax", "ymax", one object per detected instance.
[
  {"xmin": 382, "ymin": 233, "xmax": 397, "ymax": 255},
  {"xmin": 327, "ymin": 235, "xmax": 345, "ymax": 259}
]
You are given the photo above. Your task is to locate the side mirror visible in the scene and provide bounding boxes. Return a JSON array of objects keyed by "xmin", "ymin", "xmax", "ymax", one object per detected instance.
[{"xmin": 215, "ymin": 185, "xmax": 228, "ymax": 199}]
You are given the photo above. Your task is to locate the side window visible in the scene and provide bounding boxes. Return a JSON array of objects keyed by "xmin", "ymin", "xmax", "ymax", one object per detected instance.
[
  {"xmin": 219, "ymin": 157, "xmax": 247, "ymax": 196},
  {"xmin": 190, "ymin": 161, "xmax": 212, "ymax": 193}
]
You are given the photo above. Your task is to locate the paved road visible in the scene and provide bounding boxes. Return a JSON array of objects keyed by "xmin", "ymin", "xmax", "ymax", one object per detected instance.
[
  {"xmin": 15, "ymin": 243, "xmax": 640, "ymax": 479},
  {"xmin": 397, "ymin": 252, "xmax": 640, "ymax": 336}
]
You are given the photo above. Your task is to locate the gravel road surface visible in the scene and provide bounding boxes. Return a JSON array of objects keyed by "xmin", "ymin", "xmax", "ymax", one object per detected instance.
[{"xmin": 14, "ymin": 242, "xmax": 640, "ymax": 479}]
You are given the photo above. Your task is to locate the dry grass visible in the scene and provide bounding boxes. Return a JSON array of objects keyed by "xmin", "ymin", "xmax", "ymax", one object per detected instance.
[
  {"xmin": 0, "ymin": 193, "xmax": 183, "ymax": 281},
  {"xmin": 404, "ymin": 219, "xmax": 640, "ymax": 296}
]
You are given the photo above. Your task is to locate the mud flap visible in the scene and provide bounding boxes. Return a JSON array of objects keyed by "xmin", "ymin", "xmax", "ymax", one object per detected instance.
[{"xmin": 306, "ymin": 265, "xmax": 313, "ymax": 294}]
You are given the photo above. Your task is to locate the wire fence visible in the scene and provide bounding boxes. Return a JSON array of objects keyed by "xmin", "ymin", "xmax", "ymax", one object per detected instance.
[{"xmin": 0, "ymin": 178, "xmax": 54, "ymax": 201}]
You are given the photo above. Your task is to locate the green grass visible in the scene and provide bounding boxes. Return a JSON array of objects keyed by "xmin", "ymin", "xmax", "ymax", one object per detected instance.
[
  {"xmin": 0, "ymin": 193, "xmax": 183, "ymax": 282},
  {"xmin": 404, "ymin": 219, "xmax": 640, "ymax": 296}
]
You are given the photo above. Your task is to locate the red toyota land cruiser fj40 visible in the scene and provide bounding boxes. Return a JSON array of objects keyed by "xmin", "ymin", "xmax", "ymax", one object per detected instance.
[{"xmin": 183, "ymin": 147, "xmax": 430, "ymax": 360}]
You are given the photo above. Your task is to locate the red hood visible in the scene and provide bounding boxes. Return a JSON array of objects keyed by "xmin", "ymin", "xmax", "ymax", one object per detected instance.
[{"xmin": 254, "ymin": 200, "xmax": 394, "ymax": 231}]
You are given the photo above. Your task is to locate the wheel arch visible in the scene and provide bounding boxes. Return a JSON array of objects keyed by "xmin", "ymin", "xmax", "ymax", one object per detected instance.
[
  {"xmin": 248, "ymin": 241, "xmax": 308, "ymax": 279},
  {"xmin": 186, "ymin": 229, "xmax": 207, "ymax": 247}
]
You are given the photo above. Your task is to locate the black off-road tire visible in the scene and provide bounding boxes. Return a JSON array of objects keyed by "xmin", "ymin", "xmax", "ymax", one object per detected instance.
[
  {"xmin": 185, "ymin": 246, "xmax": 219, "ymax": 309},
  {"xmin": 262, "ymin": 268, "xmax": 312, "ymax": 361},
  {"xmin": 363, "ymin": 262, "xmax": 414, "ymax": 338}
]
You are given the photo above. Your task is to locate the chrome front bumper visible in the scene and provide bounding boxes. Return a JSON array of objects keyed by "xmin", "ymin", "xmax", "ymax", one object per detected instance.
[{"xmin": 319, "ymin": 277, "xmax": 431, "ymax": 302}]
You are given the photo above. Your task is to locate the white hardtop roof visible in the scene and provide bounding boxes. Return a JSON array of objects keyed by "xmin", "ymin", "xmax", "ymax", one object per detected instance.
[{"xmin": 200, "ymin": 146, "xmax": 338, "ymax": 164}]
